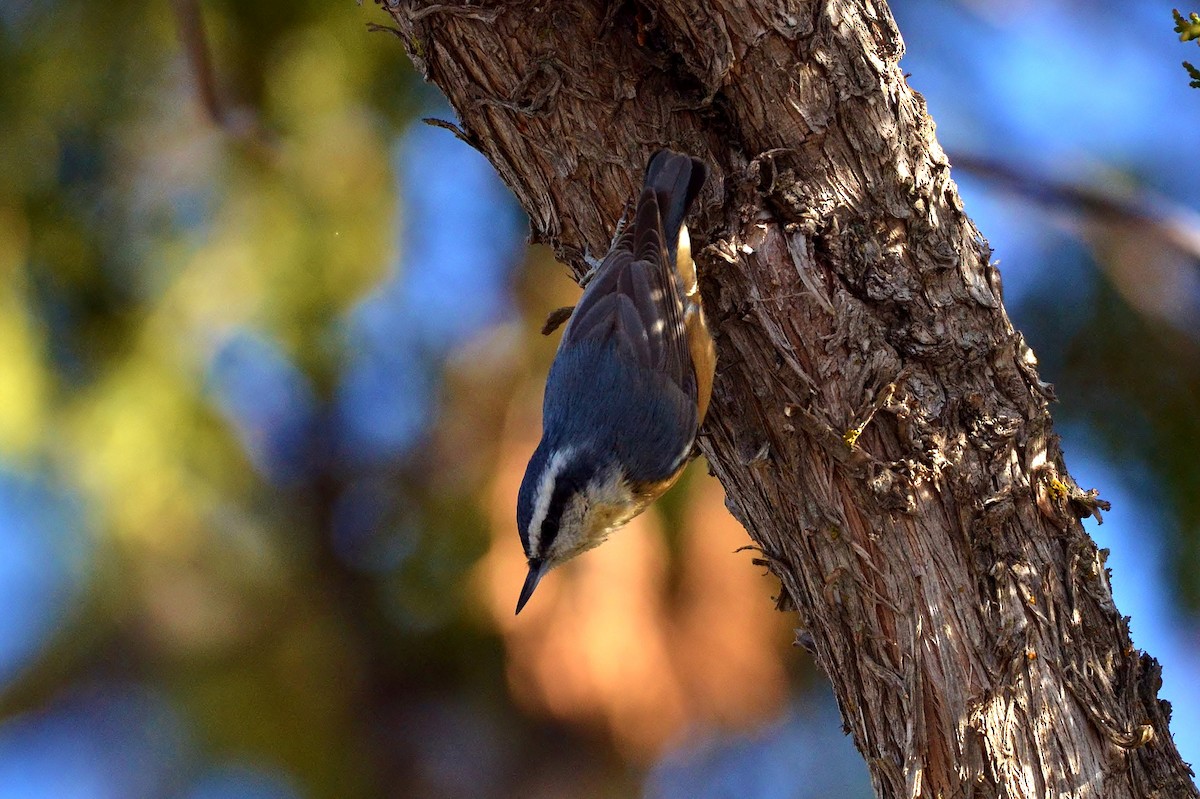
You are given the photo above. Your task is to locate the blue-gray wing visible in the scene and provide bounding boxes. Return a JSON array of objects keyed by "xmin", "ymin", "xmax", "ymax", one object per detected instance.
[
  {"xmin": 545, "ymin": 186, "xmax": 698, "ymax": 481},
  {"xmin": 543, "ymin": 339, "xmax": 696, "ymax": 483},
  {"xmin": 560, "ymin": 186, "xmax": 695, "ymax": 407}
]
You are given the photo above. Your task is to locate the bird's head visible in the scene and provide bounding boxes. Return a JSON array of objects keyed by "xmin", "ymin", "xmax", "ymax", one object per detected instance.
[{"xmin": 514, "ymin": 441, "xmax": 638, "ymax": 614}]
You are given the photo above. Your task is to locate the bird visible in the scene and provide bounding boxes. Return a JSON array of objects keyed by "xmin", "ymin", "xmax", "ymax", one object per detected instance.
[{"xmin": 514, "ymin": 149, "xmax": 715, "ymax": 614}]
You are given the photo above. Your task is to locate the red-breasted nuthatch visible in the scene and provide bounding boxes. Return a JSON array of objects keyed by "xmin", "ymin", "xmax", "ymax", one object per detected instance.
[{"xmin": 515, "ymin": 149, "xmax": 715, "ymax": 614}]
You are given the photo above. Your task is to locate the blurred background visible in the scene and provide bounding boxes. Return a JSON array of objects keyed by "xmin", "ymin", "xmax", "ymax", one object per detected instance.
[{"xmin": 0, "ymin": 1, "xmax": 1197, "ymax": 797}]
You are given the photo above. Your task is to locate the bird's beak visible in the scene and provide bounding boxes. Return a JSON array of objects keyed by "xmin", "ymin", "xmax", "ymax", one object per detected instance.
[{"xmin": 515, "ymin": 559, "xmax": 549, "ymax": 615}]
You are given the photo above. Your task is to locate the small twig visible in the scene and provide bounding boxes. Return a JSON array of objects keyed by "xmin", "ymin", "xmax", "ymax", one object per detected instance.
[
  {"xmin": 422, "ymin": 117, "xmax": 477, "ymax": 149},
  {"xmin": 366, "ymin": 21, "xmax": 405, "ymax": 38}
]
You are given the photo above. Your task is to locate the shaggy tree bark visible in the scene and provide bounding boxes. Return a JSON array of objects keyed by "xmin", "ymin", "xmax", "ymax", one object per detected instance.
[{"xmin": 379, "ymin": 1, "xmax": 1198, "ymax": 796}]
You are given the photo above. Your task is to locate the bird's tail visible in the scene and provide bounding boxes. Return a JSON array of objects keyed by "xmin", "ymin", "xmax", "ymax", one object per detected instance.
[
  {"xmin": 643, "ymin": 149, "xmax": 707, "ymax": 259},
  {"xmin": 642, "ymin": 150, "xmax": 713, "ymax": 424}
]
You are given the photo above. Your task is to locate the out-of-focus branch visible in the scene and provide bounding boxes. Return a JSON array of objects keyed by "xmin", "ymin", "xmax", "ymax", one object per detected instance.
[
  {"xmin": 169, "ymin": 0, "xmax": 272, "ymax": 150},
  {"xmin": 170, "ymin": 0, "xmax": 224, "ymax": 125},
  {"xmin": 949, "ymin": 150, "xmax": 1200, "ymax": 262}
]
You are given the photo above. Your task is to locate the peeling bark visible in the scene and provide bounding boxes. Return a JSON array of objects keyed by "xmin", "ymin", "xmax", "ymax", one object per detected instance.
[{"xmin": 379, "ymin": 1, "xmax": 1199, "ymax": 795}]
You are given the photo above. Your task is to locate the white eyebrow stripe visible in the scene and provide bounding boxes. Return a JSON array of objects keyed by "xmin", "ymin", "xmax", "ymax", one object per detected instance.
[{"xmin": 526, "ymin": 446, "xmax": 574, "ymax": 556}]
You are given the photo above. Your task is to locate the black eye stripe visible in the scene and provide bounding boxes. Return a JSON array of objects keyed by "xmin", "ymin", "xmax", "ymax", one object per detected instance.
[{"xmin": 538, "ymin": 472, "xmax": 582, "ymax": 554}]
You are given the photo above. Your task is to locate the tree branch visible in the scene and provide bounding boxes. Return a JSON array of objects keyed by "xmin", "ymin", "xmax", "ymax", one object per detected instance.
[{"xmin": 377, "ymin": 0, "xmax": 1199, "ymax": 795}]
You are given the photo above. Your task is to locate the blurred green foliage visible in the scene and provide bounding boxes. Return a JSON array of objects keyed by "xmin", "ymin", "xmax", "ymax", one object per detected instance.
[
  {"xmin": 0, "ymin": 1, "xmax": 490, "ymax": 795},
  {"xmin": 1174, "ymin": 9, "xmax": 1200, "ymax": 87}
]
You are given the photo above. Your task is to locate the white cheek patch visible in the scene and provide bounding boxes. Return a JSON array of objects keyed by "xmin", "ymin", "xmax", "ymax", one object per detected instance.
[
  {"xmin": 545, "ymin": 465, "xmax": 636, "ymax": 565},
  {"xmin": 526, "ymin": 447, "xmax": 574, "ymax": 556},
  {"xmin": 548, "ymin": 495, "xmax": 589, "ymax": 561}
]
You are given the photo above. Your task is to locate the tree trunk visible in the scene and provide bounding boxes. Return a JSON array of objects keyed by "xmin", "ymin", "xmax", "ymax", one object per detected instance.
[{"xmin": 379, "ymin": 1, "xmax": 1198, "ymax": 796}]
